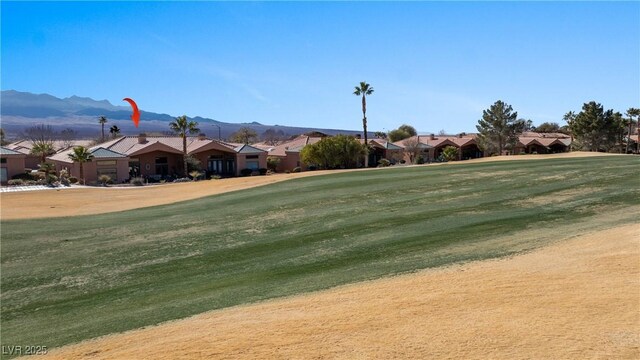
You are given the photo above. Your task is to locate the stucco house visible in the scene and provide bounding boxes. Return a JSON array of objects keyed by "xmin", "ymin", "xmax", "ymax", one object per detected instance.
[
  {"xmin": 394, "ymin": 133, "xmax": 483, "ymax": 163},
  {"xmin": 48, "ymin": 146, "xmax": 129, "ymax": 184},
  {"xmin": 1, "ymin": 147, "xmax": 27, "ymax": 184},
  {"xmin": 267, "ymin": 133, "xmax": 327, "ymax": 172},
  {"xmin": 96, "ymin": 134, "xmax": 267, "ymax": 179},
  {"xmin": 365, "ymin": 139, "xmax": 405, "ymax": 165},
  {"xmin": 5, "ymin": 140, "xmax": 93, "ymax": 170},
  {"xmin": 513, "ymin": 132, "xmax": 572, "ymax": 154}
]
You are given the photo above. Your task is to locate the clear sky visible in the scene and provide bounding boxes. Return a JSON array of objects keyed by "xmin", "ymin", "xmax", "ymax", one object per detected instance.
[{"xmin": 2, "ymin": 1, "xmax": 639, "ymax": 133}]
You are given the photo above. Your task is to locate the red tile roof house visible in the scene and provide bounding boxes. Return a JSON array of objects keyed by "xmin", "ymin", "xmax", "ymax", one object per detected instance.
[
  {"xmin": 394, "ymin": 133, "xmax": 484, "ymax": 163},
  {"xmin": 1, "ymin": 147, "xmax": 27, "ymax": 184},
  {"xmin": 267, "ymin": 134, "xmax": 326, "ymax": 172},
  {"xmin": 513, "ymin": 132, "xmax": 572, "ymax": 155},
  {"xmin": 362, "ymin": 138, "xmax": 405, "ymax": 166},
  {"xmin": 5, "ymin": 139, "xmax": 94, "ymax": 171},
  {"xmin": 91, "ymin": 133, "xmax": 267, "ymax": 180},
  {"xmin": 48, "ymin": 146, "xmax": 130, "ymax": 184}
]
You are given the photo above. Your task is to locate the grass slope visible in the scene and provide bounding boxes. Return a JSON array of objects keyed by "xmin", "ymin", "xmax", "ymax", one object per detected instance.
[{"xmin": 1, "ymin": 156, "xmax": 639, "ymax": 355}]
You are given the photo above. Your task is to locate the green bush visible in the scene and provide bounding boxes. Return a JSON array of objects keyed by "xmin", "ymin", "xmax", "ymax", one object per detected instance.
[
  {"xmin": 69, "ymin": 177, "xmax": 78, "ymax": 184},
  {"xmin": 416, "ymin": 156, "xmax": 425, "ymax": 164},
  {"xmin": 266, "ymin": 156, "xmax": 281, "ymax": 171},
  {"xmin": 130, "ymin": 177, "xmax": 144, "ymax": 186},
  {"xmin": 441, "ymin": 146, "xmax": 459, "ymax": 162},
  {"xmin": 292, "ymin": 167, "xmax": 301, "ymax": 173},
  {"xmin": 258, "ymin": 168, "xmax": 268, "ymax": 175},
  {"xmin": 240, "ymin": 168, "xmax": 253, "ymax": 177},
  {"xmin": 7, "ymin": 179, "xmax": 24, "ymax": 186},
  {"xmin": 378, "ymin": 158, "xmax": 391, "ymax": 167}
]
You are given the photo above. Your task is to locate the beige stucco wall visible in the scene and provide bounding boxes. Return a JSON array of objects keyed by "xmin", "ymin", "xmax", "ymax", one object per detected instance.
[
  {"xmin": 1, "ymin": 155, "xmax": 27, "ymax": 183},
  {"xmin": 134, "ymin": 152, "xmax": 183, "ymax": 177},
  {"xmin": 54, "ymin": 158, "xmax": 129, "ymax": 184},
  {"xmin": 236, "ymin": 152, "xmax": 267, "ymax": 175}
]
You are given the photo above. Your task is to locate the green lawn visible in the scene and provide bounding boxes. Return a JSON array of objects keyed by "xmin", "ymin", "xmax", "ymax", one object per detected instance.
[{"xmin": 1, "ymin": 156, "xmax": 638, "ymax": 356}]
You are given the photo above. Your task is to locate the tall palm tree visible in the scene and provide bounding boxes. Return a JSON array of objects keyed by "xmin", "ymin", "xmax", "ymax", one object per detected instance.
[
  {"xmin": 353, "ymin": 81, "xmax": 374, "ymax": 167},
  {"xmin": 109, "ymin": 125, "xmax": 121, "ymax": 139},
  {"xmin": 30, "ymin": 142, "xmax": 56, "ymax": 164},
  {"xmin": 169, "ymin": 115, "xmax": 200, "ymax": 176},
  {"xmin": 68, "ymin": 146, "xmax": 94, "ymax": 185},
  {"xmin": 98, "ymin": 116, "xmax": 108, "ymax": 142}
]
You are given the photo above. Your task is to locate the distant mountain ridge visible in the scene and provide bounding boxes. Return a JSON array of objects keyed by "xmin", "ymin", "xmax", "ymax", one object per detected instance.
[{"xmin": 1, "ymin": 90, "xmax": 364, "ymax": 139}]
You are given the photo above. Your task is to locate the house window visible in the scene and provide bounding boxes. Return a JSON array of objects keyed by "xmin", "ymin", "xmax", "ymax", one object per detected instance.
[
  {"xmin": 155, "ymin": 157, "xmax": 168, "ymax": 176},
  {"xmin": 0, "ymin": 158, "xmax": 6, "ymax": 164},
  {"xmin": 0, "ymin": 168, "xmax": 7, "ymax": 182}
]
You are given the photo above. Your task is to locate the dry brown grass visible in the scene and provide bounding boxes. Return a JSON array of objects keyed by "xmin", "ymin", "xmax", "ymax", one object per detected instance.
[
  {"xmin": 31, "ymin": 224, "xmax": 640, "ymax": 360},
  {"xmin": 0, "ymin": 152, "xmax": 626, "ymax": 221}
]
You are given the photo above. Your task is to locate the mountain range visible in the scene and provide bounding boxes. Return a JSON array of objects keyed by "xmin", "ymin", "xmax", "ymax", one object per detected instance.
[{"xmin": 1, "ymin": 90, "xmax": 363, "ymax": 140}]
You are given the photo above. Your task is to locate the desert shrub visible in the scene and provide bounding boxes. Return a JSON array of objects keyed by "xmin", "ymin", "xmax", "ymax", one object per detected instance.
[
  {"xmin": 211, "ymin": 175, "xmax": 222, "ymax": 180},
  {"xmin": 7, "ymin": 179, "xmax": 25, "ymax": 186},
  {"xmin": 258, "ymin": 168, "xmax": 268, "ymax": 175},
  {"xmin": 266, "ymin": 156, "xmax": 281, "ymax": 171},
  {"xmin": 240, "ymin": 168, "xmax": 253, "ymax": 177},
  {"xmin": 378, "ymin": 158, "xmax": 391, "ymax": 167},
  {"xmin": 285, "ymin": 170, "xmax": 291, "ymax": 174},
  {"xmin": 292, "ymin": 167, "xmax": 301, "ymax": 173},
  {"xmin": 25, "ymin": 180, "xmax": 38, "ymax": 186},
  {"xmin": 189, "ymin": 171, "xmax": 202, "ymax": 181},
  {"xmin": 173, "ymin": 177, "xmax": 191, "ymax": 183},
  {"xmin": 69, "ymin": 176, "xmax": 78, "ymax": 184},
  {"xmin": 98, "ymin": 175, "xmax": 112, "ymax": 186},
  {"xmin": 130, "ymin": 177, "xmax": 144, "ymax": 186},
  {"xmin": 400, "ymin": 159, "xmax": 406, "ymax": 164},
  {"xmin": 58, "ymin": 169, "xmax": 70, "ymax": 186}
]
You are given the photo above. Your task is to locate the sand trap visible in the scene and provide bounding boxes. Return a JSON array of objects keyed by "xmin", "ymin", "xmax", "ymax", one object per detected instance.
[
  {"xmin": 30, "ymin": 224, "xmax": 639, "ymax": 359},
  {"xmin": 0, "ymin": 152, "xmax": 628, "ymax": 220}
]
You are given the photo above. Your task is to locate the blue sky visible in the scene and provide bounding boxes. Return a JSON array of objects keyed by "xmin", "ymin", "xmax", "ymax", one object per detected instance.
[{"xmin": 2, "ymin": 1, "xmax": 639, "ymax": 133}]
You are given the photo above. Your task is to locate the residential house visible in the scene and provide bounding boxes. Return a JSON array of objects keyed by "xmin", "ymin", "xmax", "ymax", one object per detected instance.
[
  {"xmin": 0, "ymin": 147, "xmax": 27, "ymax": 184},
  {"xmin": 394, "ymin": 133, "xmax": 483, "ymax": 163},
  {"xmin": 5, "ymin": 140, "xmax": 93, "ymax": 170},
  {"xmin": 513, "ymin": 132, "xmax": 572, "ymax": 154},
  {"xmin": 366, "ymin": 139, "xmax": 405, "ymax": 165},
  {"xmin": 267, "ymin": 133, "xmax": 327, "ymax": 172},
  {"xmin": 48, "ymin": 147, "xmax": 129, "ymax": 184},
  {"xmin": 96, "ymin": 134, "xmax": 267, "ymax": 179}
]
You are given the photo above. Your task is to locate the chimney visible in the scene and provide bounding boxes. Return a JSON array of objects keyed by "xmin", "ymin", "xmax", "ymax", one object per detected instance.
[
  {"xmin": 198, "ymin": 133, "xmax": 206, "ymax": 141},
  {"xmin": 430, "ymin": 134, "xmax": 435, "ymax": 140},
  {"xmin": 138, "ymin": 133, "xmax": 147, "ymax": 144}
]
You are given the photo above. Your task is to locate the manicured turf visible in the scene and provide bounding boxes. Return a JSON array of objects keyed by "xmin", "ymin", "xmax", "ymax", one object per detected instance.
[{"xmin": 1, "ymin": 156, "xmax": 638, "ymax": 356}]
